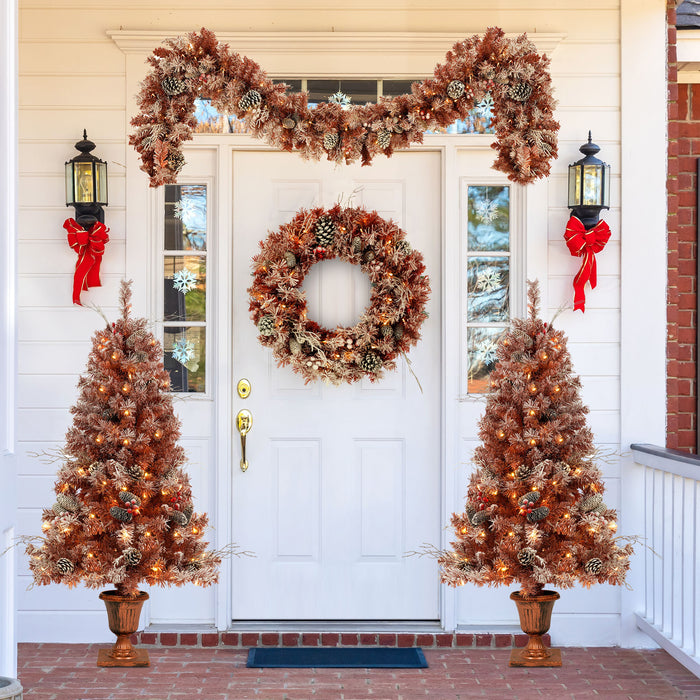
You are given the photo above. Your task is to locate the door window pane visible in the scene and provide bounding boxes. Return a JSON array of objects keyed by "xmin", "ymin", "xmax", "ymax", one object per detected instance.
[
  {"xmin": 164, "ymin": 326, "xmax": 206, "ymax": 393},
  {"xmin": 164, "ymin": 184, "xmax": 207, "ymax": 251},
  {"xmin": 467, "ymin": 185, "xmax": 510, "ymax": 251},
  {"xmin": 164, "ymin": 255, "xmax": 207, "ymax": 322},
  {"xmin": 467, "ymin": 257, "xmax": 510, "ymax": 322}
]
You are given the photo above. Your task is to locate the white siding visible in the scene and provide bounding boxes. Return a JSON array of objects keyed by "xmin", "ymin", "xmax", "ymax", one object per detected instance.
[{"xmin": 16, "ymin": 0, "xmax": 664, "ymax": 648}]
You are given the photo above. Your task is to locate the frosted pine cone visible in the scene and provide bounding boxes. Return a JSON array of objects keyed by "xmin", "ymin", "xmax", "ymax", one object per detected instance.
[
  {"xmin": 471, "ymin": 510, "xmax": 491, "ymax": 526},
  {"xmin": 323, "ymin": 132, "xmax": 339, "ymax": 150},
  {"xmin": 124, "ymin": 548, "xmax": 142, "ymax": 566},
  {"xmin": 284, "ymin": 251, "xmax": 297, "ymax": 268},
  {"xmin": 110, "ymin": 506, "xmax": 133, "ymax": 523},
  {"xmin": 127, "ymin": 464, "xmax": 144, "ymax": 479},
  {"xmin": 519, "ymin": 491, "xmax": 540, "ymax": 506},
  {"xmin": 161, "ymin": 76, "xmax": 186, "ymax": 96},
  {"xmin": 257, "ymin": 314, "xmax": 275, "ymax": 336},
  {"xmin": 167, "ymin": 151, "xmax": 186, "ymax": 173},
  {"xmin": 377, "ymin": 130, "xmax": 392, "ymax": 149},
  {"xmin": 393, "ymin": 324, "xmax": 404, "ymax": 340},
  {"xmin": 446, "ymin": 80, "xmax": 466, "ymax": 99},
  {"xmin": 360, "ymin": 352, "xmax": 382, "ymax": 373},
  {"xmin": 314, "ymin": 216, "xmax": 336, "ymax": 246},
  {"xmin": 282, "ymin": 116, "xmax": 297, "ymax": 130},
  {"xmin": 396, "ymin": 239, "xmax": 411, "ymax": 255},
  {"xmin": 584, "ymin": 558, "xmax": 603, "ymax": 574},
  {"xmin": 56, "ymin": 558, "xmax": 74, "ymax": 574},
  {"xmin": 508, "ymin": 82, "xmax": 533, "ymax": 102},
  {"xmin": 56, "ymin": 493, "xmax": 80, "ymax": 512},
  {"xmin": 52, "ymin": 502, "xmax": 68, "ymax": 516},
  {"xmin": 517, "ymin": 548, "xmax": 537, "ymax": 566},
  {"xmin": 580, "ymin": 493, "xmax": 603, "ymax": 513},
  {"xmin": 526, "ymin": 506, "xmax": 549, "ymax": 523},
  {"xmin": 516, "ymin": 464, "xmax": 532, "ymax": 480},
  {"xmin": 169, "ymin": 510, "xmax": 188, "ymax": 526},
  {"xmin": 238, "ymin": 89, "xmax": 262, "ymax": 111}
]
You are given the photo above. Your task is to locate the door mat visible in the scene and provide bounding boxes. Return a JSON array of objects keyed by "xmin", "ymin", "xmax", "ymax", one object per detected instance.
[{"xmin": 246, "ymin": 646, "xmax": 428, "ymax": 668}]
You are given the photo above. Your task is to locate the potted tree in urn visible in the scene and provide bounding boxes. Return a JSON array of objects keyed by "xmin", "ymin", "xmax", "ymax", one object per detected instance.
[
  {"xmin": 439, "ymin": 282, "xmax": 633, "ymax": 666},
  {"xmin": 26, "ymin": 281, "xmax": 221, "ymax": 667}
]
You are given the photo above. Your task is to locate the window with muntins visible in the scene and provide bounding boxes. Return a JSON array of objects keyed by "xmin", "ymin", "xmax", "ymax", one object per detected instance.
[
  {"xmin": 465, "ymin": 184, "xmax": 511, "ymax": 394},
  {"xmin": 162, "ymin": 184, "xmax": 208, "ymax": 393},
  {"xmin": 193, "ymin": 78, "xmax": 495, "ymax": 135}
]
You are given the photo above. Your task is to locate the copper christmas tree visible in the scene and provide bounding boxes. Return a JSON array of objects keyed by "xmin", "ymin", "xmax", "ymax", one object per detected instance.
[
  {"xmin": 440, "ymin": 282, "xmax": 632, "ymax": 596},
  {"xmin": 27, "ymin": 281, "xmax": 220, "ymax": 597}
]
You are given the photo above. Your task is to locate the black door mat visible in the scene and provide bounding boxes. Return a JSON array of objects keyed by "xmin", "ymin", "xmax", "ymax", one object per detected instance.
[{"xmin": 246, "ymin": 646, "xmax": 428, "ymax": 668}]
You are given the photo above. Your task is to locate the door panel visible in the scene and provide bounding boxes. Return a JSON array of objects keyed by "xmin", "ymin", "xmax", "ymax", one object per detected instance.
[{"xmin": 231, "ymin": 151, "xmax": 441, "ymax": 620}]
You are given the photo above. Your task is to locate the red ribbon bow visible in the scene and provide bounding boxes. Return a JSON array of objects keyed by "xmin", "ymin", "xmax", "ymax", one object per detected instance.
[
  {"xmin": 64, "ymin": 218, "xmax": 110, "ymax": 305},
  {"xmin": 564, "ymin": 216, "xmax": 611, "ymax": 312}
]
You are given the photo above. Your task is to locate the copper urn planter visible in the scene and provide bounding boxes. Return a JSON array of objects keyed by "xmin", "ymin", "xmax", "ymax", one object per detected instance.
[
  {"xmin": 97, "ymin": 590, "xmax": 150, "ymax": 667},
  {"xmin": 509, "ymin": 590, "xmax": 561, "ymax": 667}
]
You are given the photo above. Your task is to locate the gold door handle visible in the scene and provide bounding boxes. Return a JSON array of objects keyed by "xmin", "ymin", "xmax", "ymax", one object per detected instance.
[{"xmin": 236, "ymin": 409, "xmax": 253, "ymax": 472}]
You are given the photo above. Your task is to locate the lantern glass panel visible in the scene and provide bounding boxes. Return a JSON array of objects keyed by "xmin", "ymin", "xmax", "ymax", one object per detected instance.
[
  {"xmin": 65, "ymin": 163, "xmax": 75, "ymax": 205},
  {"xmin": 74, "ymin": 162, "xmax": 95, "ymax": 203},
  {"xmin": 603, "ymin": 163, "xmax": 611, "ymax": 208},
  {"xmin": 568, "ymin": 165, "xmax": 581, "ymax": 207},
  {"xmin": 582, "ymin": 163, "xmax": 602, "ymax": 206},
  {"xmin": 95, "ymin": 161, "xmax": 108, "ymax": 204}
]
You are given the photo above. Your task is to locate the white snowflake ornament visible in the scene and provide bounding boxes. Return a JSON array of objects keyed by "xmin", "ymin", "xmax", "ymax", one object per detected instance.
[
  {"xmin": 476, "ymin": 269, "xmax": 502, "ymax": 293},
  {"xmin": 172, "ymin": 338, "xmax": 196, "ymax": 366},
  {"xmin": 328, "ymin": 91, "xmax": 351, "ymax": 109},
  {"xmin": 172, "ymin": 269, "xmax": 197, "ymax": 294},
  {"xmin": 473, "ymin": 199, "xmax": 500, "ymax": 225}
]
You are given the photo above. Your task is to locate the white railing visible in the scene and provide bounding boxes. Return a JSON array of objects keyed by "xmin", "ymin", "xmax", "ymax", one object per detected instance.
[{"xmin": 631, "ymin": 444, "xmax": 700, "ymax": 678}]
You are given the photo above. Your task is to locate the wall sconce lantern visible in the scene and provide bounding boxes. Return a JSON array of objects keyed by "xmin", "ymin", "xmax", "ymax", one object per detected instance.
[
  {"xmin": 564, "ymin": 132, "xmax": 611, "ymax": 313},
  {"xmin": 63, "ymin": 130, "xmax": 110, "ymax": 306},
  {"xmin": 65, "ymin": 129, "xmax": 108, "ymax": 228},
  {"xmin": 567, "ymin": 131, "xmax": 610, "ymax": 230}
]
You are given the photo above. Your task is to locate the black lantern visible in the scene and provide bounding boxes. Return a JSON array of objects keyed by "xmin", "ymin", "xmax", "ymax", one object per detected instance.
[
  {"xmin": 65, "ymin": 130, "xmax": 108, "ymax": 228},
  {"xmin": 567, "ymin": 132, "xmax": 610, "ymax": 229}
]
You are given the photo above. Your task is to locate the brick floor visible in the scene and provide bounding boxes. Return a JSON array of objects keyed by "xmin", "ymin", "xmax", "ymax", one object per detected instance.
[{"xmin": 16, "ymin": 643, "xmax": 700, "ymax": 699}]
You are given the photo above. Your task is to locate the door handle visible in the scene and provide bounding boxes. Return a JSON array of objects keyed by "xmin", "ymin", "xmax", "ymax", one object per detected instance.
[{"xmin": 236, "ymin": 409, "xmax": 253, "ymax": 472}]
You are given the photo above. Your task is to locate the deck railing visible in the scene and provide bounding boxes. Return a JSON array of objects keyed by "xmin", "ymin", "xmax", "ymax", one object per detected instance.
[{"xmin": 631, "ymin": 444, "xmax": 700, "ymax": 678}]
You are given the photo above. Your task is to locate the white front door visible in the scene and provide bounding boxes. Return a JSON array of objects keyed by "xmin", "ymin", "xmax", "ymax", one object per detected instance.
[{"xmin": 231, "ymin": 150, "xmax": 442, "ymax": 620}]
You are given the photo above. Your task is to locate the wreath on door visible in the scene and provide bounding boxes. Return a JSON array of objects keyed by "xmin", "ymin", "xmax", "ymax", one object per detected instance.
[{"xmin": 248, "ymin": 205, "xmax": 430, "ymax": 385}]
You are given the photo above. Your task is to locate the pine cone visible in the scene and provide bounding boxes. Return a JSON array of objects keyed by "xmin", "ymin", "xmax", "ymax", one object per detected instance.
[
  {"xmin": 471, "ymin": 510, "xmax": 491, "ymax": 526},
  {"xmin": 110, "ymin": 506, "xmax": 133, "ymax": 523},
  {"xmin": 56, "ymin": 558, "xmax": 74, "ymax": 574},
  {"xmin": 360, "ymin": 352, "xmax": 382, "ymax": 373},
  {"xmin": 282, "ymin": 116, "xmax": 297, "ymax": 130},
  {"xmin": 381, "ymin": 324, "xmax": 393, "ymax": 338},
  {"xmin": 517, "ymin": 548, "xmax": 537, "ymax": 566},
  {"xmin": 584, "ymin": 558, "xmax": 603, "ymax": 574},
  {"xmin": 52, "ymin": 502, "xmax": 68, "ymax": 516},
  {"xmin": 363, "ymin": 250, "xmax": 375, "ymax": 263},
  {"xmin": 124, "ymin": 548, "xmax": 142, "ymax": 566},
  {"xmin": 186, "ymin": 560, "xmax": 202, "ymax": 572},
  {"xmin": 167, "ymin": 151, "xmax": 185, "ymax": 173},
  {"xmin": 314, "ymin": 216, "xmax": 336, "ymax": 246},
  {"xmin": 126, "ymin": 330, "xmax": 147, "ymax": 348},
  {"xmin": 593, "ymin": 502, "xmax": 608, "ymax": 514},
  {"xmin": 396, "ymin": 239, "xmax": 411, "ymax": 255},
  {"xmin": 57, "ymin": 493, "xmax": 80, "ymax": 512},
  {"xmin": 182, "ymin": 504, "xmax": 194, "ymax": 525},
  {"xmin": 351, "ymin": 237, "xmax": 363, "ymax": 254},
  {"xmin": 289, "ymin": 337, "xmax": 302, "ymax": 355},
  {"xmin": 284, "ymin": 251, "xmax": 297, "ymax": 268},
  {"xmin": 238, "ymin": 89, "xmax": 262, "ymax": 111},
  {"xmin": 516, "ymin": 464, "xmax": 531, "ymax": 480},
  {"xmin": 519, "ymin": 491, "xmax": 540, "ymax": 506},
  {"xmin": 580, "ymin": 493, "xmax": 603, "ymax": 513},
  {"xmin": 508, "ymin": 82, "xmax": 533, "ymax": 102},
  {"xmin": 169, "ymin": 510, "xmax": 188, "ymax": 526},
  {"xmin": 161, "ymin": 76, "xmax": 187, "ymax": 96},
  {"xmin": 257, "ymin": 314, "xmax": 275, "ymax": 336},
  {"xmin": 119, "ymin": 491, "xmax": 142, "ymax": 507},
  {"xmin": 323, "ymin": 132, "xmax": 339, "ymax": 150},
  {"xmin": 377, "ymin": 130, "xmax": 392, "ymax": 149},
  {"xmin": 526, "ymin": 506, "xmax": 550, "ymax": 523},
  {"xmin": 393, "ymin": 324, "xmax": 404, "ymax": 340},
  {"xmin": 134, "ymin": 351, "xmax": 149, "ymax": 362},
  {"xmin": 446, "ymin": 80, "xmax": 466, "ymax": 100},
  {"xmin": 127, "ymin": 464, "xmax": 144, "ymax": 479}
]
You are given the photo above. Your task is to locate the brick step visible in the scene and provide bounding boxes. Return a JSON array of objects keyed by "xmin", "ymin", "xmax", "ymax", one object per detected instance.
[{"xmin": 131, "ymin": 630, "xmax": 549, "ymax": 649}]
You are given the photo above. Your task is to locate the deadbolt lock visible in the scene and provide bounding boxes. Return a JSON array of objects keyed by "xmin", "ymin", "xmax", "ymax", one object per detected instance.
[{"xmin": 237, "ymin": 378, "xmax": 252, "ymax": 399}]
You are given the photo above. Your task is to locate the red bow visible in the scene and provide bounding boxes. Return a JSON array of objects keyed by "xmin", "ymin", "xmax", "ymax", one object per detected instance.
[
  {"xmin": 64, "ymin": 218, "xmax": 110, "ymax": 305},
  {"xmin": 564, "ymin": 216, "xmax": 611, "ymax": 312}
]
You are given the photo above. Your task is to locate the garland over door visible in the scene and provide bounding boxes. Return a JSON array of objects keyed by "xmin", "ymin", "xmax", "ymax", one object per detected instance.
[{"xmin": 231, "ymin": 150, "xmax": 441, "ymax": 620}]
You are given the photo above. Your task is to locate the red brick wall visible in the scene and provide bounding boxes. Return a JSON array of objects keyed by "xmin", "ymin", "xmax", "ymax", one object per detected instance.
[{"xmin": 667, "ymin": 2, "xmax": 698, "ymax": 452}]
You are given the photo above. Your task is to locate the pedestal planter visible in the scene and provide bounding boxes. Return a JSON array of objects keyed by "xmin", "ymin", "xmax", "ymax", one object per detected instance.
[
  {"xmin": 97, "ymin": 590, "xmax": 150, "ymax": 667},
  {"xmin": 509, "ymin": 590, "xmax": 561, "ymax": 667},
  {"xmin": 0, "ymin": 677, "xmax": 23, "ymax": 700}
]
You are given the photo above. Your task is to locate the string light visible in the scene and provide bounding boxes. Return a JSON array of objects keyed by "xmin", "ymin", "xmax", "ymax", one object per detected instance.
[
  {"xmin": 154, "ymin": 430, "xmax": 162, "ymax": 440},
  {"xmin": 608, "ymin": 521, "xmax": 617, "ymax": 531},
  {"xmin": 111, "ymin": 352, "xmax": 118, "ymax": 361},
  {"xmin": 528, "ymin": 383, "xmax": 537, "ymax": 394},
  {"xmin": 121, "ymin": 383, "xmax": 131, "ymax": 394},
  {"xmin": 42, "ymin": 522, "xmax": 50, "ymax": 531},
  {"xmin": 553, "ymin": 385, "xmax": 561, "ymax": 394},
  {"xmin": 460, "ymin": 526, "xmax": 468, "ymax": 534},
  {"xmin": 95, "ymin": 434, "xmax": 104, "ymax": 444},
  {"xmin": 98, "ymin": 385, "xmax": 106, "ymax": 394}
]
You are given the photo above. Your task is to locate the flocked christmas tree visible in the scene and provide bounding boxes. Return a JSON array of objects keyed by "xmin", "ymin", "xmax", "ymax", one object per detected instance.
[
  {"xmin": 26, "ymin": 281, "xmax": 220, "ymax": 597},
  {"xmin": 440, "ymin": 282, "xmax": 633, "ymax": 596}
]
